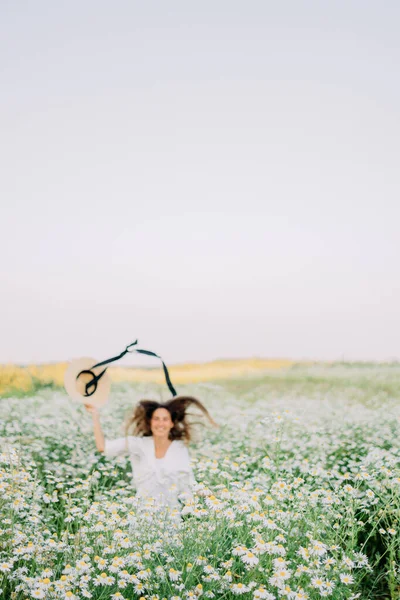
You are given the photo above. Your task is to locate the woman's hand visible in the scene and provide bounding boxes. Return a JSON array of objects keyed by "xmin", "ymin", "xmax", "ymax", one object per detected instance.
[{"xmin": 84, "ymin": 403, "xmax": 98, "ymax": 416}]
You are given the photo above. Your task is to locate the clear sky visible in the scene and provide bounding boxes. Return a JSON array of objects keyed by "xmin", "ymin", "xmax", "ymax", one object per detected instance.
[{"xmin": 1, "ymin": 1, "xmax": 399, "ymax": 365}]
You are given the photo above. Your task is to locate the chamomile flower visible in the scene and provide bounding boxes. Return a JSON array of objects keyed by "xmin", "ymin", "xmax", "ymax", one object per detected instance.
[
  {"xmin": 169, "ymin": 568, "xmax": 181, "ymax": 582},
  {"xmin": 241, "ymin": 551, "xmax": 259, "ymax": 567},
  {"xmin": 231, "ymin": 582, "xmax": 249, "ymax": 594}
]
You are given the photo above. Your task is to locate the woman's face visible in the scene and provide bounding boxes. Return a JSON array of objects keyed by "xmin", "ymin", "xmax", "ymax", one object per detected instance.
[{"xmin": 150, "ymin": 407, "xmax": 174, "ymax": 438}]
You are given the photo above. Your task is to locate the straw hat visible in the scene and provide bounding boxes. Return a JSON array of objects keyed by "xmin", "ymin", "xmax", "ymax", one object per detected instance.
[{"xmin": 64, "ymin": 357, "xmax": 111, "ymax": 407}]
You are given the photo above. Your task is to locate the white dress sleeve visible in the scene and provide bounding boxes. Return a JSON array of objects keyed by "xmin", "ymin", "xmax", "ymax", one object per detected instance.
[{"xmin": 104, "ymin": 436, "xmax": 139, "ymax": 458}]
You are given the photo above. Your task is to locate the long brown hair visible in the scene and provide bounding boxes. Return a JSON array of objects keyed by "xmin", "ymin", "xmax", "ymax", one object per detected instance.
[{"xmin": 125, "ymin": 396, "xmax": 217, "ymax": 443}]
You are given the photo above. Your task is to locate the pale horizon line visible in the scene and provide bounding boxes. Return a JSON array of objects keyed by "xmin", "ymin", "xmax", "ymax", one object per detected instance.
[{"xmin": 4, "ymin": 355, "xmax": 400, "ymax": 368}]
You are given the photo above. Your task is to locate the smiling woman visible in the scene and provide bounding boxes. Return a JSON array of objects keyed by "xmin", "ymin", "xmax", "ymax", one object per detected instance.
[{"xmin": 85, "ymin": 396, "xmax": 218, "ymax": 508}]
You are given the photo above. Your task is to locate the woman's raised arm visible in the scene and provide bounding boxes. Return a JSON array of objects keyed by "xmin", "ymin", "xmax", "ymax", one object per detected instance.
[{"xmin": 84, "ymin": 405, "xmax": 105, "ymax": 452}]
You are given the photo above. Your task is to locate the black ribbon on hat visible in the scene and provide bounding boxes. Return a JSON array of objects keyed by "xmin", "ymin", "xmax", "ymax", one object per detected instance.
[{"xmin": 76, "ymin": 340, "xmax": 177, "ymax": 398}]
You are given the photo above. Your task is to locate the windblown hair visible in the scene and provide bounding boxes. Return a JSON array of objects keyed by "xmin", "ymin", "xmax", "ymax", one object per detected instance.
[{"xmin": 125, "ymin": 396, "xmax": 217, "ymax": 443}]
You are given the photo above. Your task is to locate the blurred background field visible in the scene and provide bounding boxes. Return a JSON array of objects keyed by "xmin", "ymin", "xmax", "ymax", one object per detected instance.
[
  {"xmin": 0, "ymin": 359, "xmax": 293, "ymax": 397},
  {"xmin": 1, "ymin": 358, "xmax": 400, "ymax": 401}
]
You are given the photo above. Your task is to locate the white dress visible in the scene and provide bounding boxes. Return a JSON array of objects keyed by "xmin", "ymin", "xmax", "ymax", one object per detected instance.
[{"xmin": 104, "ymin": 436, "xmax": 196, "ymax": 507}]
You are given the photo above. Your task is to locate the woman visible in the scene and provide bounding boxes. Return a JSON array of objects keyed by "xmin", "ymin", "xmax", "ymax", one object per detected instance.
[{"xmin": 85, "ymin": 396, "xmax": 217, "ymax": 508}]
